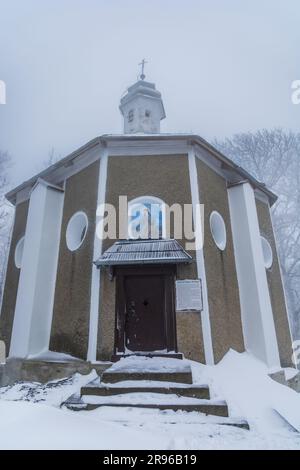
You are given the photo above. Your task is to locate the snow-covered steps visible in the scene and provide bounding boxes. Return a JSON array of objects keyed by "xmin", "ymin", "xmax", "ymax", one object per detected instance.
[
  {"xmin": 102, "ymin": 370, "xmax": 193, "ymax": 384},
  {"xmin": 101, "ymin": 356, "xmax": 193, "ymax": 384},
  {"xmin": 64, "ymin": 393, "xmax": 229, "ymax": 416},
  {"xmin": 95, "ymin": 405, "xmax": 250, "ymax": 430},
  {"xmin": 63, "ymin": 356, "xmax": 249, "ymax": 429},
  {"xmin": 62, "ymin": 394, "xmax": 249, "ymax": 429},
  {"xmin": 81, "ymin": 379, "xmax": 210, "ymax": 399}
]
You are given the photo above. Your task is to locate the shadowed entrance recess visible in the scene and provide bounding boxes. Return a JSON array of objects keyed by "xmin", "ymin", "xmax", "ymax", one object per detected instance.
[{"xmin": 95, "ymin": 239, "xmax": 192, "ymax": 361}]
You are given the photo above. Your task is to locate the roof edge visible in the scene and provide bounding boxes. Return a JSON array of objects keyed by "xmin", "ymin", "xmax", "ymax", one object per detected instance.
[
  {"xmin": 6, "ymin": 133, "xmax": 277, "ymax": 206},
  {"xmin": 6, "ymin": 137, "xmax": 101, "ymax": 205}
]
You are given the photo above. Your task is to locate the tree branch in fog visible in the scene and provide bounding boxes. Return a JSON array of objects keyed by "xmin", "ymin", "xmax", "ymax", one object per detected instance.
[{"xmin": 214, "ymin": 129, "xmax": 300, "ymax": 339}]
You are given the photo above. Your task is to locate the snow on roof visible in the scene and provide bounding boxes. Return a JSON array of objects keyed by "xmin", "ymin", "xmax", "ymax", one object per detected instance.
[{"xmin": 94, "ymin": 239, "xmax": 193, "ymax": 267}]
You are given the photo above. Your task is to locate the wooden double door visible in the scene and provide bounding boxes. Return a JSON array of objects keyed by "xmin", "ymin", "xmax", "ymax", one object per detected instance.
[{"xmin": 114, "ymin": 266, "xmax": 177, "ymax": 355}]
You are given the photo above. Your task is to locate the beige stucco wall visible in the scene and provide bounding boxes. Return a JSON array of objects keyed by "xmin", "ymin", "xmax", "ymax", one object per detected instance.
[
  {"xmin": 50, "ymin": 161, "xmax": 100, "ymax": 359},
  {"xmin": 0, "ymin": 201, "xmax": 29, "ymax": 352},
  {"xmin": 97, "ymin": 153, "xmax": 203, "ymax": 361},
  {"xmin": 176, "ymin": 311, "xmax": 205, "ymax": 362},
  {"xmin": 196, "ymin": 159, "xmax": 245, "ymax": 363},
  {"xmin": 97, "ymin": 273, "xmax": 116, "ymax": 361},
  {"xmin": 255, "ymin": 198, "xmax": 293, "ymax": 367}
]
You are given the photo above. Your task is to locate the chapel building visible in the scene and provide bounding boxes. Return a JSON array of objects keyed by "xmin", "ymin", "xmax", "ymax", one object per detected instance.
[{"xmin": 0, "ymin": 72, "xmax": 293, "ymax": 371}]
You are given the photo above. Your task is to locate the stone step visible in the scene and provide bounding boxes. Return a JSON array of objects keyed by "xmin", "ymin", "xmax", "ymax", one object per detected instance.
[
  {"xmin": 81, "ymin": 382, "xmax": 210, "ymax": 399},
  {"xmin": 101, "ymin": 356, "xmax": 193, "ymax": 384},
  {"xmin": 64, "ymin": 393, "xmax": 228, "ymax": 417},
  {"xmin": 96, "ymin": 405, "xmax": 250, "ymax": 431},
  {"xmin": 101, "ymin": 370, "xmax": 193, "ymax": 384},
  {"xmin": 82, "ymin": 402, "xmax": 228, "ymax": 416},
  {"xmin": 63, "ymin": 394, "xmax": 249, "ymax": 429}
]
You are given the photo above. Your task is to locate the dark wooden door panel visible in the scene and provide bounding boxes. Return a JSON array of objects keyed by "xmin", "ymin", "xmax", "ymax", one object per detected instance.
[
  {"xmin": 125, "ymin": 275, "xmax": 166, "ymax": 351},
  {"xmin": 114, "ymin": 265, "xmax": 177, "ymax": 356}
]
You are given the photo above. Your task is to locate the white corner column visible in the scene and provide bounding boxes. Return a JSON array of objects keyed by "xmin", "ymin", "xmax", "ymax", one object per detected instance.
[
  {"xmin": 188, "ymin": 147, "xmax": 214, "ymax": 365},
  {"xmin": 87, "ymin": 149, "xmax": 108, "ymax": 362},
  {"xmin": 9, "ymin": 180, "xmax": 64, "ymax": 358},
  {"xmin": 228, "ymin": 182, "xmax": 280, "ymax": 369}
]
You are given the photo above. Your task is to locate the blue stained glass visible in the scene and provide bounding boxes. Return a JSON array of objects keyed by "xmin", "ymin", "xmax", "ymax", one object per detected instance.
[{"xmin": 128, "ymin": 201, "xmax": 163, "ymax": 239}]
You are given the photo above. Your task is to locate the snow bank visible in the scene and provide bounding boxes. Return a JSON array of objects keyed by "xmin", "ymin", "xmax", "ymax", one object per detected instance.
[
  {"xmin": 27, "ymin": 349, "xmax": 82, "ymax": 362},
  {"xmin": 191, "ymin": 350, "xmax": 300, "ymax": 434},
  {"xmin": 0, "ymin": 401, "xmax": 162, "ymax": 450}
]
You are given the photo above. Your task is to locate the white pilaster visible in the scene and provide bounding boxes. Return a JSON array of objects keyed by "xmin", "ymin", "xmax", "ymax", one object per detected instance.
[
  {"xmin": 228, "ymin": 182, "xmax": 280, "ymax": 369},
  {"xmin": 87, "ymin": 149, "xmax": 108, "ymax": 361},
  {"xmin": 188, "ymin": 148, "xmax": 214, "ymax": 365},
  {"xmin": 9, "ymin": 180, "xmax": 64, "ymax": 357}
]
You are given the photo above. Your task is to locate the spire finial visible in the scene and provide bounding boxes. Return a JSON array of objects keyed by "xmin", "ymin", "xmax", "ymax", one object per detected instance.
[{"xmin": 138, "ymin": 58, "xmax": 147, "ymax": 80}]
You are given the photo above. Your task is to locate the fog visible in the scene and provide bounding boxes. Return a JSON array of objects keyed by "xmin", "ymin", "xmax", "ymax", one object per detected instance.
[{"xmin": 0, "ymin": 0, "xmax": 299, "ymax": 187}]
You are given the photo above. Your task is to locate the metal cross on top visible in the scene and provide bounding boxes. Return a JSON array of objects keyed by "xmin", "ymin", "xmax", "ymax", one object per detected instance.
[{"xmin": 139, "ymin": 59, "xmax": 147, "ymax": 80}]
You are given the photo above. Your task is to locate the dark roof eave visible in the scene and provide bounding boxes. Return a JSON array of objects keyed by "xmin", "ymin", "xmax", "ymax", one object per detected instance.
[
  {"xmin": 188, "ymin": 138, "xmax": 278, "ymax": 206},
  {"xmin": 6, "ymin": 133, "xmax": 277, "ymax": 206},
  {"xmin": 94, "ymin": 258, "xmax": 193, "ymax": 267},
  {"xmin": 5, "ymin": 137, "xmax": 101, "ymax": 204}
]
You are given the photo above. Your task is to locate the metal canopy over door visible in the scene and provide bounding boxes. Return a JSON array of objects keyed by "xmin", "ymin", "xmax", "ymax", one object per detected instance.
[{"xmin": 114, "ymin": 265, "xmax": 177, "ymax": 357}]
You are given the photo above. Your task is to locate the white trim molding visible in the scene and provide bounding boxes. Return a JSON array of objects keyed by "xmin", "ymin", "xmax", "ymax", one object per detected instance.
[
  {"xmin": 188, "ymin": 146, "xmax": 214, "ymax": 365},
  {"xmin": 87, "ymin": 149, "xmax": 108, "ymax": 361},
  {"xmin": 228, "ymin": 182, "xmax": 280, "ymax": 369}
]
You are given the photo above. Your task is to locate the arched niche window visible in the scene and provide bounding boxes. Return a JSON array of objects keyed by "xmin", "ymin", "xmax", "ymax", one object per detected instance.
[
  {"xmin": 66, "ymin": 211, "xmax": 88, "ymax": 251},
  {"xmin": 128, "ymin": 196, "xmax": 166, "ymax": 240},
  {"xmin": 261, "ymin": 236, "xmax": 273, "ymax": 269},
  {"xmin": 15, "ymin": 236, "xmax": 25, "ymax": 269},
  {"xmin": 210, "ymin": 211, "xmax": 227, "ymax": 251}
]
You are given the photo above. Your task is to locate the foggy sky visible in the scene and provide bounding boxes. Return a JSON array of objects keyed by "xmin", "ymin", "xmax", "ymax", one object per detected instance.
[{"xmin": 0, "ymin": 0, "xmax": 299, "ymax": 188}]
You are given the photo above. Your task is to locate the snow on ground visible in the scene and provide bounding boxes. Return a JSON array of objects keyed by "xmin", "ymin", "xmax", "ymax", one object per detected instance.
[
  {"xmin": 285, "ymin": 367, "xmax": 299, "ymax": 381},
  {"xmin": 0, "ymin": 350, "xmax": 300, "ymax": 449},
  {"xmin": 0, "ymin": 370, "xmax": 97, "ymax": 406},
  {"xmin": 0, "ymin": 401, "xmax": 162, "ymax": 450}
]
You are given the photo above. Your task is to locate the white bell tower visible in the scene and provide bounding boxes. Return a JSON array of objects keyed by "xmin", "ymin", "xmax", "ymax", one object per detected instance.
[{"xmin": 119, "ymin": 60, "xmax": 166, "ymax": 134}]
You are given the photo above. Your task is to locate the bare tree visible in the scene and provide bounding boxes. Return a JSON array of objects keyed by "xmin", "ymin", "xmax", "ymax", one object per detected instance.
[
  {"xmin": 214, "ymin": 129, "xmax": 300, "ymax": 339},
  {"xmin": 42, "ymin": 147, "xmax": 61, "ymax": 169}
]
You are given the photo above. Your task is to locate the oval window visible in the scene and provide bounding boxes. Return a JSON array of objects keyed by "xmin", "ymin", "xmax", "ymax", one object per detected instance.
[
  {"xmin": 66, "ymin": 211, "xmax": 88, "ymax": 251},
  {"xmin": 15, "ymin": 236, "xmax": 25, "ymax": 269},
  {"xmin": 261, "ymin": 236, "xmax": 273, "ymax": 269},
  {"xmin": 210, "ymin": 211, "xmax": 227, "ymax": 251}
]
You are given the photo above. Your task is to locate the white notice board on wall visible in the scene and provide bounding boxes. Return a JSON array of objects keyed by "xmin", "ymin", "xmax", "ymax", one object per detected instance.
[{"xmin": 175, "ymin": 280, "xmax": 203, "ymax": 311}]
